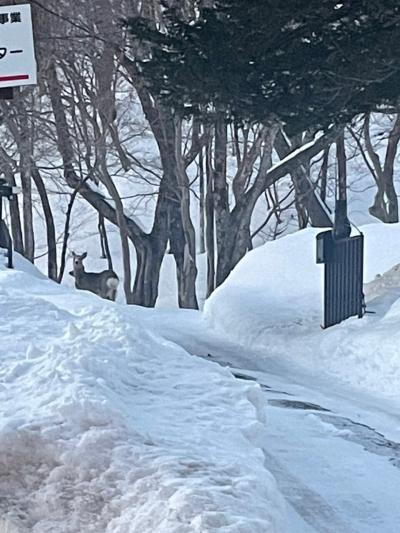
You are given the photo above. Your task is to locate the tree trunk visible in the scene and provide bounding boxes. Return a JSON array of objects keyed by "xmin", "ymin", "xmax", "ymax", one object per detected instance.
[
  {"xmin": 20, "ymin": 162, "xmax": 35, "ymax": 262},
  {"xmin": 293, "ymin": 167, "xmax": 310, "ymax": 229},
  {"xmin": 214, "ymin": 203, "xmax": 253, "ymax": 286},
  {"xmin": 31, "ymin": 167, "xmax": 58, "ymax": 280},
  {"xmin": 150, "ymin": 111, "xmax": 198, "ymax": 309},
  {"xmin": 57, "ymin": 177, "xmax": 89, "ymax": 284},
  {"xmin": 20, "ymin": 171, "xmax": 34, "ymax": 262},
  {"xmin": 135, "ymin": 178, "xmax": 169, "ymax": 307},
  {"xmin": 133, "ymin": 237, "xmax": 165, "ymax": 307},
  {"xmin": 213, "ymin": 117, "xmax": 231, "ymax": 287},
  {"xmin": 174, "ymin": 117, "xmax": 198, "ymax": 309},
  {"xmin": 382, "ymin": 115, "xmax": 400, "ymax": 223},
  {"xmin": 364, "ymin": 113, "xmax": 399, "ymax": 223},
  {"xmin": 275, "ymin": 131, "xmax": 332, "ymax": 228},
  {"xmin": 319, "ymin": 148, "xmax": 329, "ymax": 204},
  {"xmin": 98, "ymin": 160, "xmax": 134, "ymax": 303},
  {"xmin": 98, "ymin": 214, "xmax": 113, "ymax": 270},
  {"xmin": 9, "ymin": 192, "xmax": 24, "ymax": 256},
  {"xmin": 169, "ymin": 197, "xmax": 198, "ymax": 309},
  {"xmin": 205, "ymin": 141, "xmax": 215, "ymax": 297},
  {"xmin": 199, "ymin": 146, "xmax": 206, "ymax": 254},
  {"xmin": 17, "ymin": 109, "xmax": 35, "ymax": 263}
]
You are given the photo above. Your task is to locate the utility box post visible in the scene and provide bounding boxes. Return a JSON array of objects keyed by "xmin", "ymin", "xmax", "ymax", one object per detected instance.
[
  {"xmin": 0, "ymin": 87, "xmax": 14, "ymax": 100},
  {"xmin": 317, "ymin": 230, "xmax": 364, "ymax": 328},
  {"xmin": 0, "ymin": 177, "xmax": 20, "ymax": 268}
]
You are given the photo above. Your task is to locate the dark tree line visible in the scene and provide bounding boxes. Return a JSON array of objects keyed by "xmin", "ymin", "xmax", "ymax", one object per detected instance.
[{"xmin": 129, "ymin": 0, "xmax": 400, "ymax": 130}]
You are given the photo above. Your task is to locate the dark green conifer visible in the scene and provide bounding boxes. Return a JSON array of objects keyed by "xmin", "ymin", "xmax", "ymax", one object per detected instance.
[{"xmin": 127, "ymin": 1, "xmax": 400, "ymax": 132}]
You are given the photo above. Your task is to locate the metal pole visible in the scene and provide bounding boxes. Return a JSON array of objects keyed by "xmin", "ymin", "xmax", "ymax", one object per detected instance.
[
  {"xmin": 6, "ymin": 196, "xmax": 13, "ymax": 267},
  {"xmin": 333, "ymin": 132, "xmax": 351, "ymax": 240},
  {"xmin": 0, "ymin": 193, "xmax": 14, "ymax": 269},
  {"xmin": 7, "ymin": 237, "xmax": 13, "ymax": 268}
]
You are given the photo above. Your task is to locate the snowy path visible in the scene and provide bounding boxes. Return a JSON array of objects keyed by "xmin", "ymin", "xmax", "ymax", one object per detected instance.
[
  {"xmin": 146, "ymin": 311, "xmax": 400, "ymax": 533},
  {"xmin": 212, "ymin": 352, "xmax": 400, "ymax": 533},
  {"xmin": 233, "ymin": 366, "xmax": 400, "ymax": 533}
]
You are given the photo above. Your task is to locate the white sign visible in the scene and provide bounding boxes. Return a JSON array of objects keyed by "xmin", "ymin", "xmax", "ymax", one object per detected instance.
[{"xmin": 0, "ymin": 4, "xmax": 37, "ymax": 88}]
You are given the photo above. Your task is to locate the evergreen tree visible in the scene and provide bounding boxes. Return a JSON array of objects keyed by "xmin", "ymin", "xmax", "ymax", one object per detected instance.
[{"xmin": 128, "ymin": 0, "xmax": 400, "ymax": 132}]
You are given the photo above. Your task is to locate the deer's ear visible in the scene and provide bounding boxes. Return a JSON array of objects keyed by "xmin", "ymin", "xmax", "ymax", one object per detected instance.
[
  {"xmin": 82, "ymin": 252, "xmax": 88, "ymax": 259},
  {"xmin": 72, "ymin": 251, "xmax": 76, "ymax": 258}
]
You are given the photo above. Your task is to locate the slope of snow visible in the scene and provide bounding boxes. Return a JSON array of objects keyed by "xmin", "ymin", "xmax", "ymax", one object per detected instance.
[
  {"xmin": 0, "ymin": 251, "xmax": 285, "ymax": 532},
  {"xmin": 205, "ymin": 223, "xmax": 400, "ymax": 402}
]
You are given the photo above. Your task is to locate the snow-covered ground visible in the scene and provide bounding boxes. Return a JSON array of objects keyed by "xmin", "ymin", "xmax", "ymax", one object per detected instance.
[
  {"xmin": 135, "ymin": 304, "xmax": 400, "ymax": 533},
  {"xmin": 3, "ymin": 220, "xmax": 400, "ymax": 532},
  {"xmin": 0, "ymin": 252, "xmax": 285, "ymax": 532},
  {"xmin": 205, "ymin": 223, "xmax": 400, "ymax": 402}
]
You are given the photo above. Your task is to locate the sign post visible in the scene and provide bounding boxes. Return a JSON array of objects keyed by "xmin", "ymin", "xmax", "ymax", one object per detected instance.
[
  {"xmin": 0, "ymin": 3, "xmax": 36, "ymax": 99},
  {"xmin": 0, "ymin": 4, "xmax": 36, "ymax": 266},
  {"xmin": 0, "ymin": 177, "xmax": 20, "ymax": 268}
]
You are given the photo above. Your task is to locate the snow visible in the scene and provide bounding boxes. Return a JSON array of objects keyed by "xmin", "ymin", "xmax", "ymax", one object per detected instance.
[
  {"xmin": 268, "ymin": 130, "xmax": 324, "ymax": 173},
  {"xmin": 3, "ymin": 222, "xmax": 400, "ymax": 532},
  {"xmin": 134, "ymin": 306, "xmax": 400, "ymax": 533},
  {"xmin": 205, "ymin": 222, "xmax": 400, "ymax": 402},
  {"xmin": 0, "ymin": 251, "xmax": 285, "ymax": 532}
]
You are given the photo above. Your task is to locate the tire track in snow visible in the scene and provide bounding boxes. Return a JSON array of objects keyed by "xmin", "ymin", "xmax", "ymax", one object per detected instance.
[
  {"xmin": 262, "ymin": 450, "xmax": 357, "ymax": 533},
  {"xmin": 231, "ymin": 369, "xmax": 364, "ymax": 532},
  {"xmin": 203, "ymin": 354, "xmax": 400, "ymax": 531}
]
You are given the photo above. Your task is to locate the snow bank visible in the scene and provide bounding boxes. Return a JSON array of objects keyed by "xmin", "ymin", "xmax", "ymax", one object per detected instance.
[
  {"xmin": 205, "ymin": 223, "xmax": 400, "ymax": 401},
  {"xmin": 0, "ymin": 251, "xmax": 284, "ymax": 532}
]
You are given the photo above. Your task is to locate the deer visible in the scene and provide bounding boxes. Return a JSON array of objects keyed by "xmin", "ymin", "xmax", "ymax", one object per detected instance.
[{"xmin": 69, "ymin": 251, "xmax": 119, "ymax": 301}]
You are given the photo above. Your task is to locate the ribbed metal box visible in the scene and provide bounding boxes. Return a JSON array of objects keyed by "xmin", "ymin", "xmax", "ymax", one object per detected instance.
[{"xmin": 317, "ymin": 231, "xmax": 364, "ymax": 328}]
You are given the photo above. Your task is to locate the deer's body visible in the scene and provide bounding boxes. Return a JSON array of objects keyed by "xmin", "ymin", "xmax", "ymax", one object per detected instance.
[{"xmin": 70, "ymin": 252, "xmax": 119, "ymax": 301}]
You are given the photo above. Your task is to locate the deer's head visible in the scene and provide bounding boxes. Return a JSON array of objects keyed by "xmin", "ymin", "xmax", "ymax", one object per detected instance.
[{"xmin": 71, "ymin": 251, "xmax": 87, "ymax": 275}]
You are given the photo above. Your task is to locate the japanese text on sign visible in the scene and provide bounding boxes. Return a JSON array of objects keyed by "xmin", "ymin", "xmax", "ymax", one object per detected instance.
[
  {"xmin": 0, "ymin": 12, "xmax": 22, "ymax": 24},
  {"xmin": 0, "ymin": 4, "xmax": 36, "ymax": 88}
]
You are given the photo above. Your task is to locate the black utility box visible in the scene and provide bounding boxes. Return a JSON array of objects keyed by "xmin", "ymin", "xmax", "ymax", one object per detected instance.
[{"xmin": 317, "ymin": 230, "xmax": 364, "ymax": 328}]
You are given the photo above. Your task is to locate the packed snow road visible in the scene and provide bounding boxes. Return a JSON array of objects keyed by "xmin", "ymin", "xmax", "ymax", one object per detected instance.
[
  {"xmin": 205, "ymin": 351, "xmax": 400, "ymax": 533},
  {"xmin": 211, "ymin": 354, "xmax": 400, "ymax": 533},
  {"xmin": 148, "ymin": 311, "xmax": 400, "ymax": 533},
  {"xmin": 232, "ymin": 365, "xmax": 400, "ymax": 533}
]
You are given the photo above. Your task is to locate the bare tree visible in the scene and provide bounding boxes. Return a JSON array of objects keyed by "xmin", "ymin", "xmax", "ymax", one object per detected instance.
[
  {"xmin": 364, "ymin": 113, "xmax": 399, "ymax": 223},
  {"xmin": 349, "ymin": 113, "xmax": 400, "ymax": 223},
  {"xmin": 274, "ymin": 130, "xmax": 332, "ymax": 229}
]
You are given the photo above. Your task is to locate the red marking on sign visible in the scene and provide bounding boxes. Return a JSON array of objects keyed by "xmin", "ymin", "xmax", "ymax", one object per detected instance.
[{"xmin": 0, "ymin": 74, "xmax": 29, "ymax": 82}]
